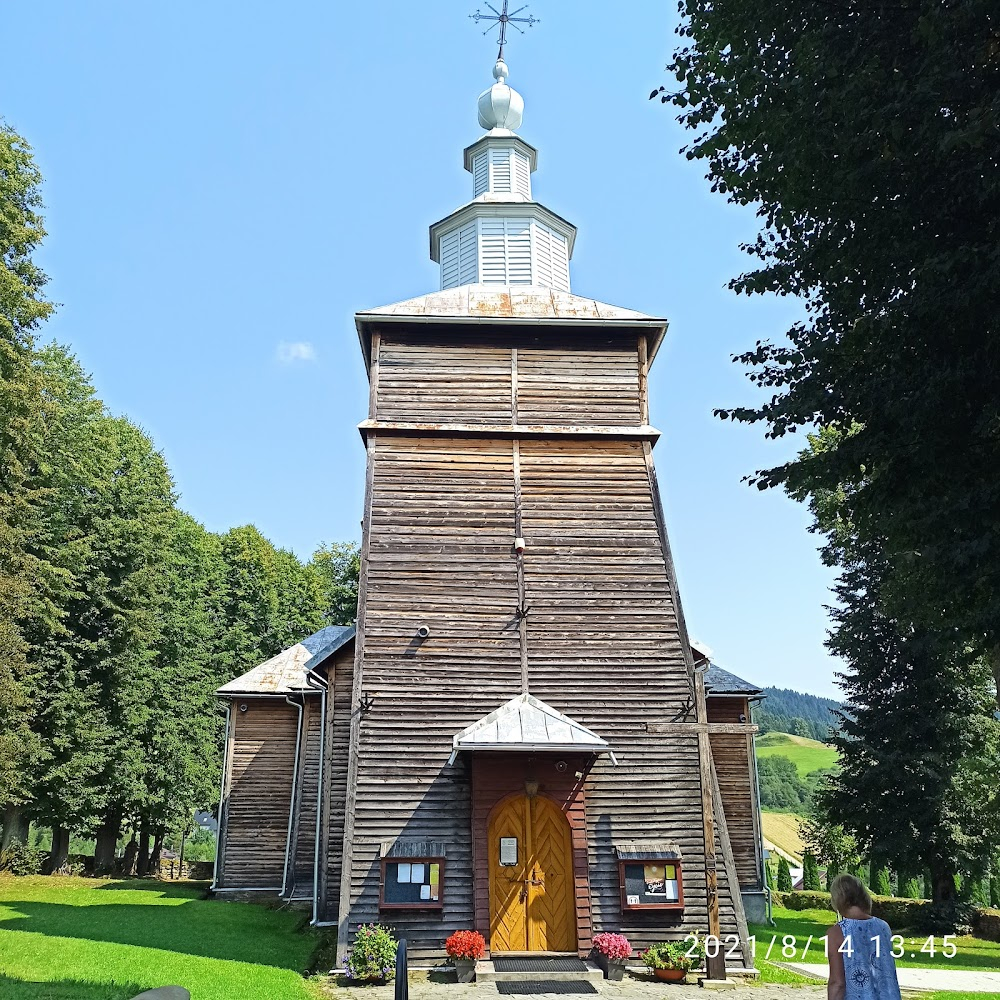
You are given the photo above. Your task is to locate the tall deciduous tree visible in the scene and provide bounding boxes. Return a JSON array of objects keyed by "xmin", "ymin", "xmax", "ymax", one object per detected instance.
[
  {"xmin": 661, "ymin": 0, "xmax": 1000, "ymax": 700},
  {"xmin": 793, "ymin": 431, "xmax": 1000, "ymax": 906},
  {"xmin": 311, "ymin": 540, "xmax": 360, "ymax": 625},
  {"xmin": 0, "ymin": 123, "xmax": 54, "ymax": 831}
]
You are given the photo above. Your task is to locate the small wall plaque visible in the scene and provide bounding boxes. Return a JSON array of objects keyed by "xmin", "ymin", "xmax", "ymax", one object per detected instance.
[{"xmin": 500, "ymin": 837, "xmax": 518, "ymax": 866}]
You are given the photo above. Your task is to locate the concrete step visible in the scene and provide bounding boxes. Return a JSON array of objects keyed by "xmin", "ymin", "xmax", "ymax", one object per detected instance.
[{"xmin": 476, "ymin": 961, "xmax": 604, "ymax": 983}]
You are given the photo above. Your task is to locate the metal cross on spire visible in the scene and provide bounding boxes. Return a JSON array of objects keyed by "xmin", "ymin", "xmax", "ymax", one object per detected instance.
[{"xmin": 469, "ymin": 2, "xmax": 539, "ymax": 62}]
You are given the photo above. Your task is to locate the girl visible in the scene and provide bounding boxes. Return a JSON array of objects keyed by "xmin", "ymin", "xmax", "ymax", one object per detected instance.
[{"xmin": 827, "ymin": 874, "xmax": 901, "ymax": 1000}]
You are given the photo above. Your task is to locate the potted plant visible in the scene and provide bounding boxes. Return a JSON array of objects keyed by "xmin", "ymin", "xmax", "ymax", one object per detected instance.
[
  {"xmin": 445, "ymin": 930, "xmax": 486, "ymax": 983},
  {"xmin": 591, "ymin": 932, "xmax": 632, "ymax": 980},
  {"xmin": 640, "ymin": 939, "xmax": 705, "ymax": 983},
  {"xmin": 346, "ymin": 923, "xmax": 398, "ymax": 983}
]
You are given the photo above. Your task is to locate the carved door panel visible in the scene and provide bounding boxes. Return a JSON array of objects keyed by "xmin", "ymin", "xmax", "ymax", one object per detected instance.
[{"xmin": 488, "ymin": 793, "xmax": 576, "ymax": 953}]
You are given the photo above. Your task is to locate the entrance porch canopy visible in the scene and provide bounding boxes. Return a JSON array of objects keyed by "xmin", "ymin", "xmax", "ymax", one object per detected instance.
[{"xmin": 450, "ymin": 693, "xmax": 617, "ymax": 763}]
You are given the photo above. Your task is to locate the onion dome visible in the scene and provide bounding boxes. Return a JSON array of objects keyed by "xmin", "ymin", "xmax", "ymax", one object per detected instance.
[{"xmin": 477, "ymin": 60, "xmax": 524, "ymax": 131}]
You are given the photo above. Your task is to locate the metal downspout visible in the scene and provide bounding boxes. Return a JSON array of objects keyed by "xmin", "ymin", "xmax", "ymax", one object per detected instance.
[
  {"xmin": 282, "ymin": 694, "xmax": 305, "ymax": 899},
  {"xmin": 210, "ymin": 703, "xmax": 232, "ymax": 892}
]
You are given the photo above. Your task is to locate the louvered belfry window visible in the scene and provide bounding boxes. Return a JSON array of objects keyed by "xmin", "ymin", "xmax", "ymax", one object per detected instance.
[
  {"xmin": 472, "ymin": 152, "xmax": 489, "ymax": 197},
  {"xmin": 440, "ymin": 221, "xmax": 478, "ymax": 289},
  {"xmin": 480, "ymin": 218, "xmax": 532, "ymax": 284}
]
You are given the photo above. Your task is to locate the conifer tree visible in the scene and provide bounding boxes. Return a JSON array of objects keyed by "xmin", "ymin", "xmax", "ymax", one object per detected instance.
[
  {"xmin": 777, "ymin": 857, "xmax": 793, "ymax": 893},
  {"xmin": 802, "ymin": 852, "xmax": 821, "ymax": 892}
]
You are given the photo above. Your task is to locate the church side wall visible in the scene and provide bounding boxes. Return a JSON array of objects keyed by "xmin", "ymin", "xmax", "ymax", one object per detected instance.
[{"xmin": 217, "ymin": 700, "xmax": 297, "ymax": 889}]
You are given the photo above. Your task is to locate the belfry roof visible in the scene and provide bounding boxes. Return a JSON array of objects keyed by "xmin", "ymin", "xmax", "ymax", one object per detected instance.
[
  {"xmin": 355, "ymin": 284, "xmax": 668, "ymax": 367},
  {"xmin": 216, "ymin": 625, "xmax": 355, "ymax": 696},
  {"xmin": 453, "ymin": 693, "xmax": 610, "ymax": 753}
]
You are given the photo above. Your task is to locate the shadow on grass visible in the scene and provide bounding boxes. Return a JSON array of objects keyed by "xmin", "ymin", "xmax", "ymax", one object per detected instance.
[
  {"xmin": 0, "ymin": 899, "xmax": 311, "ymax": 970},
  {"xmin": 95, "ymin": 881, "xmax": 207, "ymax": 897},
  {"xmin": 0, "ymin": 974, "xmax": 149, "ymax": 1000}
]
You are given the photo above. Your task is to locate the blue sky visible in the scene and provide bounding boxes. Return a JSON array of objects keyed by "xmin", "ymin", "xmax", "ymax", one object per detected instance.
[{"xmin": 5, "ymin": 1, "xmax": 840, "ymax": 697}]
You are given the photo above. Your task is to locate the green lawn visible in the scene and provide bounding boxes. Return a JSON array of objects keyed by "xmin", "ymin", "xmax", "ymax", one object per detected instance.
[
  {"xmin": 749, "ymin": 906, "xmax": 1000, "ymax": 973},
  {"xmin": 755, "ymin": 732, "xmax": 839, "ymax": 776},
  {"xmin": 0, "ymin": 875, "xmax": 322, "ymax": 1000}
]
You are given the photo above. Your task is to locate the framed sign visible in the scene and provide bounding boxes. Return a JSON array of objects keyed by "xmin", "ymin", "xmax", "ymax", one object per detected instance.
[
  {"xmin": 618, "ymin": 858, "xmax": 684, "ymax": 911},
  {"xmin": 380, "ymin": 856, "xmax": 445, "ymax": 910},
  {"xmin": 500, "ymin": 837, "xmax": 518, "ymax": 867}
]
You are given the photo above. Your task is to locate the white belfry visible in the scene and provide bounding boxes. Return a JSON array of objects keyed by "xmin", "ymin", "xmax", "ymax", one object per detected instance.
[{"xmin": 430, "ymin": 59, "xmax": 576, "ymax": 291}]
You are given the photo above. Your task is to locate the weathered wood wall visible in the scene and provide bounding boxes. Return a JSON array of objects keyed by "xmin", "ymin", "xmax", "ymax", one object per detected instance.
[
  {"xmin": 329, "ymin": 325, "xmax": 747, "ymax": 964},
  {"xmin": 708, "ymin": 697, "xmax": 762, "ymax": 890},
  {"xmin": 217, "ymin": 700, "xmax": 297, "ymax": 889},
  {"xmin": 286, "ymin": 694, "xmax": 323, "ymax": 898},
  {"xmin": 318, "ymin": 644, "xmax": 357, "ymax": 921}
]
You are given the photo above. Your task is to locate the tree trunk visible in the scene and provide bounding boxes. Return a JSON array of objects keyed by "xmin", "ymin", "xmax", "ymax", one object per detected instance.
[
  {"xmin": 136, "ymin": 821, "xmax": 151, "ymax": 877},
  {"xmin": 1, "ymin": 805, "xmax": 30, "ymax": 852},
  {"xmin": 931, "ymin": 866, "xmax": 956, "ymax": 905},
  {"xmin": 121, "ymin": 836, "xmax": 138, "ymax": 876},
  {"xmin": 93, "ymin": 807, "xmax": 123, "ymax": 875},
  {"xmin": 150, "ymin": 827, "xmax": 165, "ymax": 876},
  {"xmin": 49, "ymin": 826, "xmax": 70, "ymax": 872}
]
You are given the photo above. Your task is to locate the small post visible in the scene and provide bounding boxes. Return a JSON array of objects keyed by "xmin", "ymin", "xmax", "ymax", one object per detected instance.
[{"xmin": 394, "ymin": 938, "xmax": 408, "ymax": 1000}]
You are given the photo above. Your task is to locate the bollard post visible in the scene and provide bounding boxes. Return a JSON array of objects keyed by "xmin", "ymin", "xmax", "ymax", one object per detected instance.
[{"xmin": 394, "ymin": 938, "xmax": 408, "ymax": 1000}]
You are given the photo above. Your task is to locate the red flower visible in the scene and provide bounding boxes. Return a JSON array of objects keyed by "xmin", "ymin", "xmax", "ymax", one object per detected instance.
[{"xmin": 445, "ymin": 930, "xmax": 487, "ymax": 960}]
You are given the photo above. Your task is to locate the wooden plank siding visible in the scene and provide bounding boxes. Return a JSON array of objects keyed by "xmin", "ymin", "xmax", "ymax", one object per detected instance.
[
  {"xmin": 217, "ymin": 701, "xmax": 298, "ymax": 889},
  {"xmin": 708, "ymin": 697, "xmax": 763, "ymax": 890},
  {"xmin": 287, "ymin": 694, "xmax": 323, "ymax": 898},
  {"xmin": 329, "ymin": 322, "xmax": 747, "ymax": 966},
  {"xmin": 320, "ymin": 643, "xmax": 358, "ymax": 920},
  {"xmin": 372, "ymin": 331, "xmax": 642, "ymax": 430}
]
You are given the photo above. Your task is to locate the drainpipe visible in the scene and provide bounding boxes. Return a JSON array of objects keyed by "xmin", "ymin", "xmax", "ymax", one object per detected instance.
[
  {"xmin": 305, "ymin": 666, "xmax": 329, "ymax": 925},
  {"xmin": 282, "ymin": 694, "xmax": 305, "ymax": 899},
  {"xmin": 210, "ymin": 703, "xmax": 232, "ymax": 892}
]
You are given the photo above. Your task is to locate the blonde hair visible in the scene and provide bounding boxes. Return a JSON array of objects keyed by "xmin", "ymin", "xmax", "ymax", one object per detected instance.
[{"xmin": 830, "ymin": 873, "xmax": 873, "ymax": 914}]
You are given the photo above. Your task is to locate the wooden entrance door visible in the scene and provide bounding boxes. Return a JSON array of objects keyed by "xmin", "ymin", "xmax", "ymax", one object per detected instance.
[{"xmin": 488, "ymin": 794, "xmax": 576, "ymax": 953}]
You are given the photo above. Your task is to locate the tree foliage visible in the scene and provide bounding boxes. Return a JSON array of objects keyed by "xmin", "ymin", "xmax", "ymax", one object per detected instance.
[
  {"xmin": 777, "ymin": 856, "xmax": 793, "ymax": 892},
  {"xmin": 660, "ymin": 0, "xmax": 1000, "ymax": 696},
  {"xmin": 0, "ymin": 128, "xmax": 357, "ymax": 861},
  {"xmin": 0, "ymin": 123, "xmax": 54, "ymax": 806}
]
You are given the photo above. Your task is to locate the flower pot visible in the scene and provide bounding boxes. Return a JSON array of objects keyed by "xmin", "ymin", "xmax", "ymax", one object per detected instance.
[
  {"xmin": 592, "ymin": 952, "xmax": 627, "ymax": 981},
  {"xmin": 653, "ymin": 968, "xmax": 688, "ymax": 983},
  {"xmin": 453, "ymin": 958, "xmax": 477, "ymax": 983}
]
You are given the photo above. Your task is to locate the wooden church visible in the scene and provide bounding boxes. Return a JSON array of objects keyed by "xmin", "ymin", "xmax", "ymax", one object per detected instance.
[{"xmin": 213, "ymin": 52, "xmax": 768, "ymax": 975}]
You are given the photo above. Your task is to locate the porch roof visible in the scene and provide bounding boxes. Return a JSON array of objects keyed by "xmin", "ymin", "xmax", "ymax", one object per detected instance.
[{"xmin": 453, "ymin": 693, "xmax": 611, "ymax": 754}]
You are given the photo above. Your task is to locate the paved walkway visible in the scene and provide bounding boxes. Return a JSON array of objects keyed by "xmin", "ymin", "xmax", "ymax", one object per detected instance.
[
  {"xmin": 317, "ymin": 972, "xmax": 826, "ymax": 1000},
  {"xmin": 783, "ymin": 963, "xmax": 1000, "ymax": 992}
]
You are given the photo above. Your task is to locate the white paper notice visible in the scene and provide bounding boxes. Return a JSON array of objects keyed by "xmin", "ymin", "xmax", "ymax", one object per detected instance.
[
  {"xmin": 665, "ymin": 882, "xmax": 679, "ymax": 901},
  {"xmin": 420, "ymin": 883, "xmax": 431, "ymax": 900},
  {"xmin": 627, "ymin": 894, "xmax": 640, "ymax": 906},
  {"xmin": 410, "ymin": 863, "xmax": 425, "ymax": 883},
  {"xmin": 396, "ymin": 863, "xmax": 411, "ymax": 883}
]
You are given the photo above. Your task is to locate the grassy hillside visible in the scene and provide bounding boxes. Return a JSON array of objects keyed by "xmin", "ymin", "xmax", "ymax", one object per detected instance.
[
  {"xmin": 761, "ymin": 811, "xmax": 806, "ymax": 863},
  {"xmin": 756, "ymin": 730, "xmax": 838, "ymax": 776}
]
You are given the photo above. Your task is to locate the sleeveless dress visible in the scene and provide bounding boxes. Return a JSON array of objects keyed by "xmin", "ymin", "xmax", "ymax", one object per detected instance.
[{"xmin": 838, "ymin": 916, "xmax": 901, "ymax": 1000}]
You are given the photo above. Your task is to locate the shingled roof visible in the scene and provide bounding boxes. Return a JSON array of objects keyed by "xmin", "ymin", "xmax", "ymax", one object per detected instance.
[
  {"xmin": 216, "ymin": 625, "xmax": 355, "ymax": 696},
  {"xmin": 704, "ymin": 663, "xmax": 763, "ymax": 696}
]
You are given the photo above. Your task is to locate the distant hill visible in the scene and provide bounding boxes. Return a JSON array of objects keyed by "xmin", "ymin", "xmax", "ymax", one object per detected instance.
[
  {"xmin": 756, "ymin": 686, "xmax": 842, "ymax": 742},
  {"xmin": 756, "ymin": 731, "xmax": 839, "ymax": 776}
]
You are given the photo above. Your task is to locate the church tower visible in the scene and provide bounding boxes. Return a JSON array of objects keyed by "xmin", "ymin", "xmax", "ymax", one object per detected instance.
[{"xmin": 320, "ymin": 49, "xmax": 753, "ymax": 973}]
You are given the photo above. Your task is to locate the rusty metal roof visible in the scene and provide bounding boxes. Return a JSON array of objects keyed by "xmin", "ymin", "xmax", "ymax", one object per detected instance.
[
  {"xmin": 216, "ymin": 625, "xmax": 355, "ymax": 696},
  {"xmin": 355, "ymin": 284, "xmax": 669, "ymax": 368}
]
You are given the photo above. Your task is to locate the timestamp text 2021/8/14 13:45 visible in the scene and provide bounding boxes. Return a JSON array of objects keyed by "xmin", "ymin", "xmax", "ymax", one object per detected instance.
[{"xmin": 685, "ymin": 934, "xmax": 962, "ymax": 962}]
